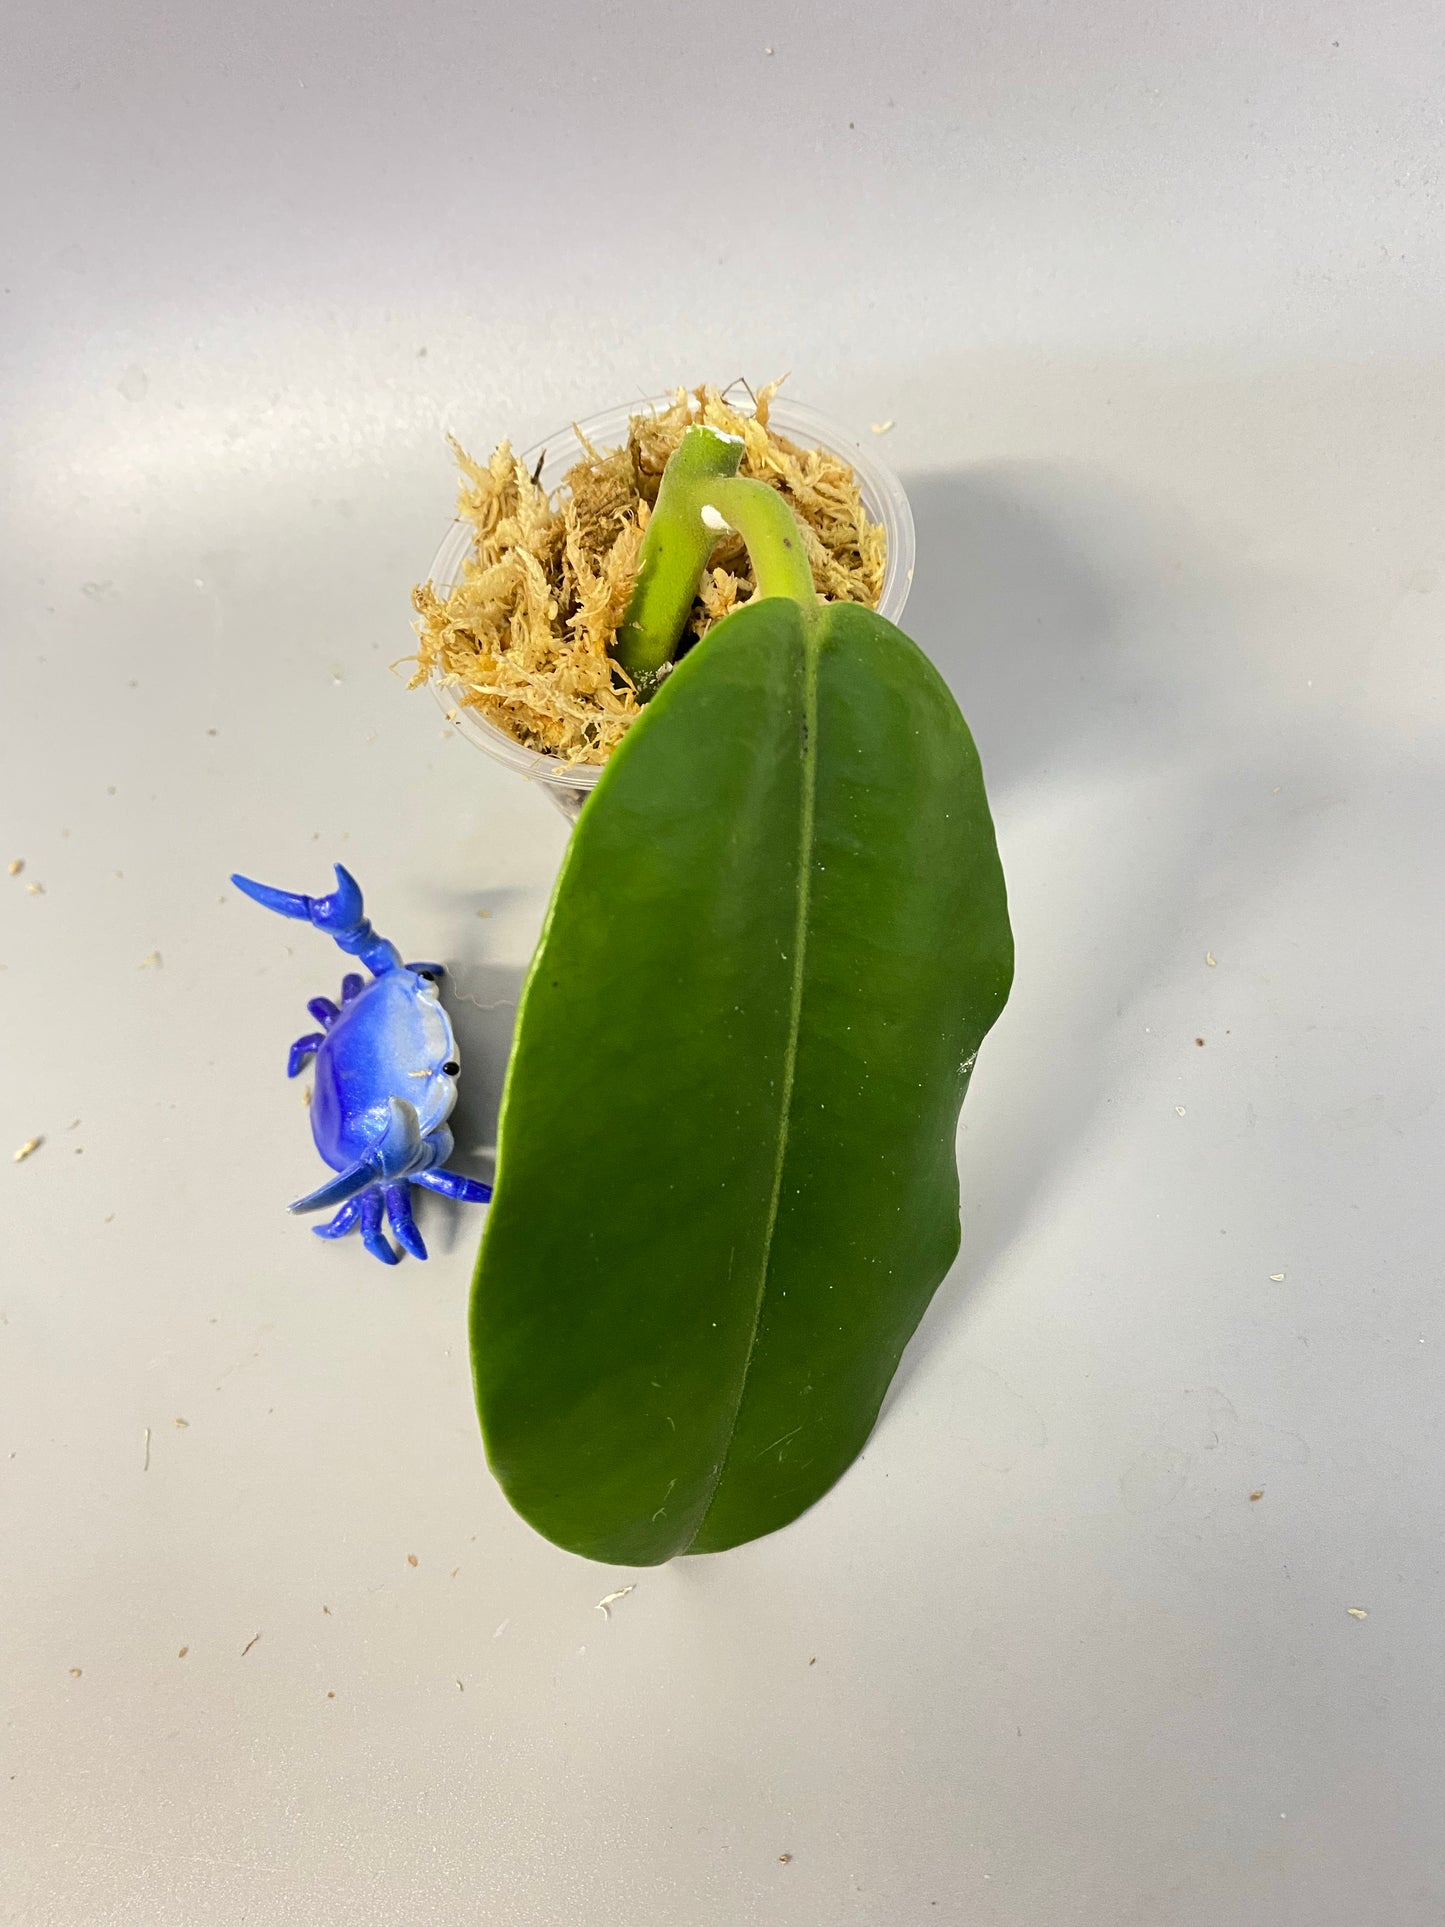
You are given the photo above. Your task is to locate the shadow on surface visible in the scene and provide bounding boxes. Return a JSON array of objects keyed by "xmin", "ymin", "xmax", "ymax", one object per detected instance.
[
  {"xmin": 901, "ymin": 460, "xmax": 1217, "ymax": 799},
  {"xmin": 905, "ymin": 465, "xmax": 1122, "ymax": 795},
  {"xmin": 878, "ymin": 462, "xmax": 1255, "ymax": 1416},
  {"xmin": 415, "ymin": 958, "xmax": 525, "ymax": 1259}
]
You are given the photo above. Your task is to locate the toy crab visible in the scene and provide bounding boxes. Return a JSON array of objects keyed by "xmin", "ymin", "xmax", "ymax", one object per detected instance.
[{"xmin": 231, "ymin": 863, "xmax": 491, "ymax": 1264}]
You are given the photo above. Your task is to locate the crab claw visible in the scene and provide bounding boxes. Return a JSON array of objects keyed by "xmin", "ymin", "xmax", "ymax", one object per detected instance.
[
  {"xmin": 232, "ymin": 871, "xmax": 311, "ymax": 921},
  {"xmin": 288, "ymin": 1097, "xmax": 431, "ymax": 1214},
  {"xmin": 311, "ymin": 864, "xmax": 364, "ymax": 933},
  {"xmin": 231, "ymin": 863, "xmax": 362, "ymax": 929},
  {"xmin": 231, "ymin": 863, "xmax": 400, "ymax": 975}
]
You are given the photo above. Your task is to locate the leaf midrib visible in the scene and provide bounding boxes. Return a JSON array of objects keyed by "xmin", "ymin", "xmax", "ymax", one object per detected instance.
[{"xmin": 685, "ymin": 617, "xmax": 819, "ymax": 1548}]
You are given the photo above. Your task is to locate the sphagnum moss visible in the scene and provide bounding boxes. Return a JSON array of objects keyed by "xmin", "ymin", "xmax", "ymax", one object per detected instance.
[{"xmin": 410, "ymin": 381, "xmax": 885, "ymax": 766}]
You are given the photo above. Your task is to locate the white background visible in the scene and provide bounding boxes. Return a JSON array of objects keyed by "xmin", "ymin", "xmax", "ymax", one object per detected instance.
[{"xmin": 3, "ymin": 2, "xmax": 1443, "ymax": 1922}]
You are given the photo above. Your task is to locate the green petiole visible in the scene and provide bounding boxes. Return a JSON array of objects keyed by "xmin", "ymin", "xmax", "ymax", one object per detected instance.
[{"xmin": 613, "ymin": 425, "xmax": 818, "ymax": 695}]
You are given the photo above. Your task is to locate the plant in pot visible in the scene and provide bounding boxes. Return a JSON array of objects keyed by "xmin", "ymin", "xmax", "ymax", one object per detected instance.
[{"xmin": 420, "ymin": 387, "xmax": 1014, "ymax": 1565}]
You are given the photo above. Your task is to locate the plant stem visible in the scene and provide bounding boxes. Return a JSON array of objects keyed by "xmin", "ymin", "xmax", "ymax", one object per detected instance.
[
  {"xmin": 612, "ymin": 425, "xmax": 819, "ymax": 696},
  {"xmin": 613, "ymin": 427, "xmax": 744, "ymax": 692},
  {"xmin": 702, "ymin": 476, "xmax": 818, "ymax": 610}
]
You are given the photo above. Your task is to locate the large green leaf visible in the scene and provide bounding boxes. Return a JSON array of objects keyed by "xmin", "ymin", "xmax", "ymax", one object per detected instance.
[{"xmin": 471, "ymin": 597, "xmax": 1012, "ymax": 1563}]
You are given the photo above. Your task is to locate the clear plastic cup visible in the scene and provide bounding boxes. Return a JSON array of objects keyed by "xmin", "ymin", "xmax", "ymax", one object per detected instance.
[{"xmin": 423, "ymin": 394, "xmax": 916, "ymax": 821}]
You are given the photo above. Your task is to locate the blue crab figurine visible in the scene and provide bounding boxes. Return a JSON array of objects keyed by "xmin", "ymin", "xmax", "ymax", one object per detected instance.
[{"xmin": 232, "ymin": 863, "xmax": 491, "ymax": 1264}]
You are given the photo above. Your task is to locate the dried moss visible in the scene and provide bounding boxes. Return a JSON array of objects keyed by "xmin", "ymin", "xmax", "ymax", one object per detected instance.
[{"xmin": 410, "ymin": 381, "xmax": 886, "ymax": 766}]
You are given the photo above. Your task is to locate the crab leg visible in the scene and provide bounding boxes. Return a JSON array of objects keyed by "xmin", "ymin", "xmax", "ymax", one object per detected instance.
[
  {"xmin": 287, "ymin": 1031, "xmax": 325, "ymax": 1078},
  {"xmin": 413, "ymin": 1167, "xmax": 494, "ymax": 1204},
  {"xmin": 384, "ymin": 1183, "xmax": 428, "ymax": 1261},
  {"xmin": 358, "ymin": 1190, "xmax": 399, "ymax": 1265},
  {"xmin": 313, "ymin": 1197, "xmax": 364, "ymax": 1240},
  {"xmin": 340, "ymin": 973, "xmax": 365, "ymax": 1003}
]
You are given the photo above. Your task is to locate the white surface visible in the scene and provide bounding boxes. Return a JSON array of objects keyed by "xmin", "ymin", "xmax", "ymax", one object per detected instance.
[{"xmin": 4, "ymin": 3, "xmax": 1444, "ymax": 1923}]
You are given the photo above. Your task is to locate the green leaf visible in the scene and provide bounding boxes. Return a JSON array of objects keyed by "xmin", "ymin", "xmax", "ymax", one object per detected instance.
[{"xmin": 471, "ymin": 597, "xmax": 1013, "ymax": 1563}]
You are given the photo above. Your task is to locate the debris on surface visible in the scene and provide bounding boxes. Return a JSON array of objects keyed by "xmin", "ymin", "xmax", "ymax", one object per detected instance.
[
  {"xmin": 174, "ymin": 1417, "xmax": 189, "ymax": 1429},
  {"xmin": 241, "ymin": 1632, "xmax": 261, "ymax": 1656},
  {"xmin": 142, "ymin": 1426, "xmax": 151, "ymax": 1472},
  {"xmin": 1206, "ymin": 952, "xmax": 1217, "ymax": 967},
  {"xmin": 1249, "ymin": 1489, "xmax": 1264, "ymax": 1502},
  {"xmin": 595, "ymin": 1585, "xmax": 636, "ymax": 1619},
  {"xmin": 139, "ymin": 951, "xmax": 162, "ymax": 969},
  {"xmin": 1269, "ymin": 1273, "xmax": 1286, "ymax": 1282},
  {"xmin": 869, "ymin": 420, "xmax": 895, "ymax": 434},
  {"xmin": 778, "ymin": 1853, "xmax": 793, "ymax": 1864},
  {"xmin": 178, "ymin": 1646, "xmax": 189, "ymax": 1658},
  {"xmin": 1346, "ymin": 1607, "xmax": 1368, "ymax": 1620},
  {"xmin": 7, "ymin": 859, "xmax": 22, "ymax": 875},
  {"xmin": 69, "ymin": 1668, "xmax": 82, "ymax": 1678},
  {"xmin": 1175, "ymin": 1106, "xmax": 1186, "ymax": 1117},
  {"xmin": 411, "ymin": 381, "xmax": 886, "ymax": 767},
  {"xmin": 25, "ymin": 882, "xmax": 43, "ymax": 895},
  {"xmin": 407, "ymin": 1553, "xmax": 419, "ymax": 1568},
  {"xmin": 13, "ymin": 1136, "xmax": 43, "ymax": 1163}
]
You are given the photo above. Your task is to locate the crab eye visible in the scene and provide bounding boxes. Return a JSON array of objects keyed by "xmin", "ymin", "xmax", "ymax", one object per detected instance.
[
  {"xmin": 442, "ymin": 1060, "xmax": 460, "ymax": 1077},
  {"xmin": 417, "ymin": 969, "xmax": 439, "ymax": 983}
]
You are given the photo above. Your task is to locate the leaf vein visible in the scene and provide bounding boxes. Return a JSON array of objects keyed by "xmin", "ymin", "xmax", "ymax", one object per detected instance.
[{"xmin": 687, "ymin": 623, "xmax": 818, "ymax": 1543}]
